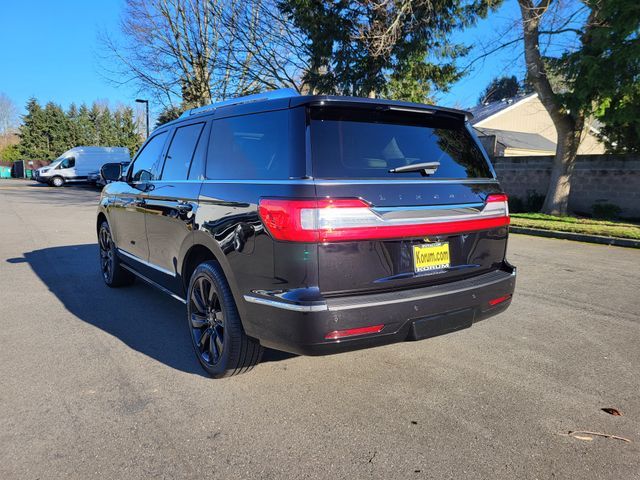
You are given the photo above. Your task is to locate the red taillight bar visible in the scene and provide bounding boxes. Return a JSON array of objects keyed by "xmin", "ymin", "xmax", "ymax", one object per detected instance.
[
  {"xmin": 311, "ymin": 216, "xmax": 509, "ymax": 242},
  {"xmin": 325, "ymin": 324, "xmax": 385, "ymax": 340},
  {"xmin": 258, "ymin": 195, "xmax": 510, "ymax": 243}
]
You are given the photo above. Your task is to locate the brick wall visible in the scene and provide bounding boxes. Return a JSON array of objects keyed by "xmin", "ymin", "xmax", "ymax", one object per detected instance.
[{"xmin": 492, "ymin": 155, "xmax": 640, "ymax": 218}]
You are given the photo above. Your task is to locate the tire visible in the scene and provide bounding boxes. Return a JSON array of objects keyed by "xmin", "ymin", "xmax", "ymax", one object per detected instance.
[
  {"xmin": 187, "ymin": 261, "xmax": 263, "ymax": 378},
  {"xmin": 50, "ymin": 176, "xmax": 65, "ymax": 187},
  {"xmin": 98, "ymin": 220, "xmax": 135, "ymax": 287}
]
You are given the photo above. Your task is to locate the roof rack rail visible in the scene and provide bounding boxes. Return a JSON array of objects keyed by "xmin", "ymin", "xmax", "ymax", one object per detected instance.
[{"xmin": 179, "ymin": 88, "xmax": 300, "ymax": 118}]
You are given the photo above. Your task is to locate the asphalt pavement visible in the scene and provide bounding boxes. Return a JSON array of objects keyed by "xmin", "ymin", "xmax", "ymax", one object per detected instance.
[{"xmin": 1, "ymin": 179, "xmax": 638, "ymax": 479}]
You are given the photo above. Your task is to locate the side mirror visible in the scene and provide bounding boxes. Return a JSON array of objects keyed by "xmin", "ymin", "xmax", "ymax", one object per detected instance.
[{"xmin": 100, "ymin": 163, "xmax": 123, "ymax": 183}]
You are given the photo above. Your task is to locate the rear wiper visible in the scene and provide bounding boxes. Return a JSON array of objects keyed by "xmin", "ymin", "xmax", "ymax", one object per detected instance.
[{"xmin": 389, "ymin": 162, "xmax": 440, "ymax": 177}]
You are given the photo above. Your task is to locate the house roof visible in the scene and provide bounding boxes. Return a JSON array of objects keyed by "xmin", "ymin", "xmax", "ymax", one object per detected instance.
[
  {"xmin": 475, "ymin": 127, "xmax": 557, "ymax": 152},
  {"xmin": 468, "ymin": 93, "xmax": 538, "ymax": 125}
]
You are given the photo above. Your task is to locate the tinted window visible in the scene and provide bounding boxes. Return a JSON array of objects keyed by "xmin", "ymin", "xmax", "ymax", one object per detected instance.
[
  {"xmin": 188, "ymin": 122, "xmax": 211, "ymax": 180},
  {"xmin": 161, "ymin": 123, "xmax": 204, "ymax": 180},
  {"xmin": 130, "ymin": 132, "xmax": 167, "ymax": 182},
  {"xmin": 310, "ymin": 108, "xmax": 491, "ymax": 179},
  {"xmin": 207, "ymin": 110, "xmax": 294, "ymax": 179}
]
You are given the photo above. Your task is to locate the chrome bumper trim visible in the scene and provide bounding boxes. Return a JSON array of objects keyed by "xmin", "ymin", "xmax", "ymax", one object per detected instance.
[{"xmin": 243, "ymin": 295, "xmax": 328, "ymax": 312}]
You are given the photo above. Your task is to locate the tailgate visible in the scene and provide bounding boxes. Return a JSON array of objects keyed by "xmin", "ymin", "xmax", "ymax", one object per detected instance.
[
  {"xmin": 309, "ymin": 104, "xmax": 509, "ymax": 296},
  {"xmin": 314, "ymin": 181, "xmax": 509, "ymax": 295}
]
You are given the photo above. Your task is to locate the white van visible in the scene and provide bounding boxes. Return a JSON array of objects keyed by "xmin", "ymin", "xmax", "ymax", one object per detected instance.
[{"xmin": 34, "ymin": 146, "xmax": 130, "ymax": 187}]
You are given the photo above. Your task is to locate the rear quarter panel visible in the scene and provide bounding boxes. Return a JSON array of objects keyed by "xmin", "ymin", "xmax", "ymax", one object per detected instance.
[{"xmin": 193, "ymin": 181, "xmax": 318, "ymax": 336}]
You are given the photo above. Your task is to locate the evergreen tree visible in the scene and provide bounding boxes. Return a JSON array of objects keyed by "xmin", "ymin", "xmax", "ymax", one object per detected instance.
[
  {"xmin": 67, "ymin": 103, "xmax": 80, "ymax": 146},
  {"xmin": 88, "ymin": 103, "xmax": 103, "ymax": 145},
  {"xmin": 43, "ymin": 102, "xmax": 72, "ymax": 158},
  {"xmin": 18, "ymin": 98, "xmax": 143, "ymax": 160},
  {"xmin": 117, "ymin": 107, "xmax": 142, "ymax": 155},
  {"xmin": 0, "ymin": 143, "xmax": 21, "ymax": 162},
  {"xmin": 75, "ymin": 104, "xmax": 94, "ymax": 146},
  {"xmin": 19, "ymin": 98, "xmax": 49, "ymax": 160},
  {"xmin": 156, "ymin": 106, "xmax": 183, "ymax": 127},
  {"xmin": 99, "ymin": 108, "xmax": 118, "ymax": 146},
  {"xmin": 478, "ymin": 76, "xmax": 522, "ymax": 104}
]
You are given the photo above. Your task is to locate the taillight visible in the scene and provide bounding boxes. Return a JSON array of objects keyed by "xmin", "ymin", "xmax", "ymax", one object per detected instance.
[
  {"xmin": 258, "ymin": 195, "xmax": 510, "ymax": 243},
  {"xmin": 485, "ymin": 193, "xmax": 510, "ymax": 217},
  {"xmin": 258, "ymin": 198, "xmax": 366, "ymax": 242}
]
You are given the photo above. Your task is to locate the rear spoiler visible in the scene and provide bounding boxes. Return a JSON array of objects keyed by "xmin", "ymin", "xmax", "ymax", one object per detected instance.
[{"xmin": 289, "ymin": 95, "xmax": 473, "ymax": 122}]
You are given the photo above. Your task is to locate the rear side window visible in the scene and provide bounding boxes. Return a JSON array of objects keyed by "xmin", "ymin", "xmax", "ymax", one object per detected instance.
[
  {"xmin": 310, "ymin": 108, "xmax": 491, "ymax": 179},
  {"xmin": 161, "ymin": 123, "xmax": 205, "ymax": 180},
  {"xmin": 207, "ymin": 110, "xmax": 295, "ymax": 180},
  {"xmin": 130, "ymin": 132, "xmax": 167, "ymax": 182}
]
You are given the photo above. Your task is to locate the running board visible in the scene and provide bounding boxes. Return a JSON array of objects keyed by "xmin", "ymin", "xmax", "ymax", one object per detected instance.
[{"xmin": 121, "ymin": 264, "xmax": 187, "ymax": 304}]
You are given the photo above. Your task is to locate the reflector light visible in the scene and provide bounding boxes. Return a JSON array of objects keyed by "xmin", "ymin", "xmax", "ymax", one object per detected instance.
[
  {"xmin": 324, "ymin": 324, "xmax": 385, "ymax": 340},
  {"xmin": 488, "ymin": 294, "xmax": 512, "ymax": 306},
  {"xmin": 258, "ymin": 194, "xmax": 510, "ymax": 243}
]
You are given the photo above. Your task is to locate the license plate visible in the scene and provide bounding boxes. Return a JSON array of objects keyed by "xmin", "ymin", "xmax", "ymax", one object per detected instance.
[{"xmin": 413, "ymin": 242, "xmax": 450, "ymax": 273}]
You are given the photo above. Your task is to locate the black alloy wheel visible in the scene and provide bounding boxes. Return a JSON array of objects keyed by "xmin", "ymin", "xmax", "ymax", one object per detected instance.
[
  {"xmin": 187, "ymin": 261, "xmax": 263, "ymax": 378},
  {"xmin": 99, "ymin": 224, "xmax": 115, "ymax": 283},
  {"xmin": 189, "ymin": 275, "xmax": 225, "ymax": 366},
  {"xmin": 98, "ymin": 221, "xmax": 134, "ymax": 287}
]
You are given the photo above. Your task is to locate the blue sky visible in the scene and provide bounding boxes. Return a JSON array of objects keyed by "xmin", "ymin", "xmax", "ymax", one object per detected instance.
[
  {"xmin": 0, "ymin": 0, "xmax": 525, "ymax": 117},
  {"xmin": 0, "ymin": 1, "xmax": 135, "ymax": 112}
]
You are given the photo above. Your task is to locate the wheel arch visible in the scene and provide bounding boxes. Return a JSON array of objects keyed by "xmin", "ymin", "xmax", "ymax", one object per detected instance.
[
  {"xmin": 181, "ymin": 235, "xmax": 244, "ymax": 319},
  {"xmin": 181, "ymin": 231, "xmax": 242, "ymax": 296},
  {"xmin": 96, "ymin": 212, "xmax": 108, "ymax": 234},
  {"xmin": 181, "ymin": 244, "xmax": 217, "ymax": 293}
]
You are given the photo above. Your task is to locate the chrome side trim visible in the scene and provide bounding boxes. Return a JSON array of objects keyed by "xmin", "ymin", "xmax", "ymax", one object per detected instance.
[
  {"xmin": 194, "ymin": 178, "xmax": 499, "ymax": 185},
  {"xmin": 313, "ymin": 179, "xmax": 499, "ymax": 185},
  {"xmin": 243, "ymin": 295, "xmax": 328, "ymax": 312},
  {"xmin": 117, "ymin": 248, "xmax": 176, "ymax": 277},
  {"xmin": 121, "ymin": 264, "xmax": 187, "ymax": 304}
]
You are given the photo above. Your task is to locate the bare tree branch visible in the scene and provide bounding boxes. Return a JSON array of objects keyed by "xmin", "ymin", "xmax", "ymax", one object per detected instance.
[{"xmin": 100, "ymin": 0, "xmax": 310, "ymax": 109}]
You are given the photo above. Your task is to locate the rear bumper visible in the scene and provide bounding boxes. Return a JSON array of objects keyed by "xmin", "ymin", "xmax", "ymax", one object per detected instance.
[{"xmin": 242, "ymin": 263, "xmax": 516, "ymax": 355}]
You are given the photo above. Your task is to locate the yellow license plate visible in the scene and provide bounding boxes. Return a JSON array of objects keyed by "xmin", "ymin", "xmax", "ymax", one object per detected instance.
[{"xmin": 413, "ymin": 242, "xmax": 450, "ymax": 273}]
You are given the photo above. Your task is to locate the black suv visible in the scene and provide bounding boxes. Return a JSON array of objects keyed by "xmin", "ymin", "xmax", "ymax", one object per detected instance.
[{"xmin": 97, "ymin": 89, "xmax": 516, "ymax": 378}]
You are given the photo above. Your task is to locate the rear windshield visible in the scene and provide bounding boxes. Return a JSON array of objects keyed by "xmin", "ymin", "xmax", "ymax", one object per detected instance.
[{"xmin": 310, "ymin": 108, "xmax": 492, "ymax": 179}]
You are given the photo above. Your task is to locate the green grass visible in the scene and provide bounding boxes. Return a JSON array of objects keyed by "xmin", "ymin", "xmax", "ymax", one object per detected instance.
[{"xmin": 510, "ymin": 213, "xmax": 640, "ymax": 240}]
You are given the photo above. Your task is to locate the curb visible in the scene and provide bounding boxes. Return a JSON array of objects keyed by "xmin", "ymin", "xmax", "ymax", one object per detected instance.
[{"xmin": 510, "ymin": 226, "xmax": 640, "ymax": 249}]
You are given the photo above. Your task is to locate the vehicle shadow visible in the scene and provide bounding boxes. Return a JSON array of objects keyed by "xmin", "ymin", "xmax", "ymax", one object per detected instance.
[
  {"xmin": 11, "ymin": 244, "xmax": 207, "ymax": 376},
  {"xmin": 10, "ymin": 244, "xmax": 296, "ymax": 375}
]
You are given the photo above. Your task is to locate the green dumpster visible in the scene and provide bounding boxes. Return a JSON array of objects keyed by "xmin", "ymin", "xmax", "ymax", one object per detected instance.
[{"xmin": 0, "ymin": 166, "xmax": 11, "ymax": 178}]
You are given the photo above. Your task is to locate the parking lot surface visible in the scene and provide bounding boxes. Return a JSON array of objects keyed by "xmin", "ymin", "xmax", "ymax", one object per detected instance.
[{"xmin": 1, "ymin": 180, "xmax": 639, "ymax": 479}]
